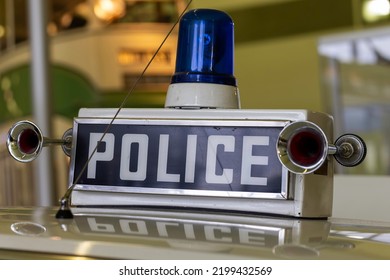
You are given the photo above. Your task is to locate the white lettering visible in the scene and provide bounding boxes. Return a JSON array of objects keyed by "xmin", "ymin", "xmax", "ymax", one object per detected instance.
[
  {"xmin": 120, "ymin": 134, "xmax": 149, "ymax": 181},
  {"xmin": 157, "ymin": 134, "xmax": 180, "ymax": 182},
  {"xmin": 205, "ymin": 135, "xmax": 235, "ymax": 184},
  {"xmin": 85, "ymin": 130, "xmax": 273, "ymax": 187},
  {"xmin": 241, "ymin": 136, "xmax": 269, "ymax": 186},
  {"xmin": 185, "ymin": 135, "xmax": 197, "ymax": 183},
  {"xmin": 87, "ymin": 133, "xmax": 115, "ymax": 179}
]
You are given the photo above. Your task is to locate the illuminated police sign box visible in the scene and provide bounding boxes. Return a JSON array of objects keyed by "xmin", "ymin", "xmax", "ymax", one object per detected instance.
[{"xmin": 69, "ymin": 108, "xmax": 335, "ymax": 218}]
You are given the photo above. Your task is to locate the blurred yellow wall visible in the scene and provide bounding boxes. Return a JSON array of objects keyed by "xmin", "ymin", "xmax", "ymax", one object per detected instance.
[
  {"xmin": 234, "ymin": 35, "xmax": 322, "ymax": 111},
  {"xmin": 191, "ymin": 0, "xmax": 348, "ymax": 112}
]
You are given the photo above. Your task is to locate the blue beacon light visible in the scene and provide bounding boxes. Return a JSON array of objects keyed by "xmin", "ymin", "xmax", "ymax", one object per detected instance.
[{"xmin": 165, "ymin": 9, "xmax": 240, "ymax": 109}]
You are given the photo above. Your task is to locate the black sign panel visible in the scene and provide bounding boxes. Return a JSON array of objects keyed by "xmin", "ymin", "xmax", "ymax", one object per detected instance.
[{"xmin": 71, "ymin": 120, "xmax": 286, "ymax": 196}]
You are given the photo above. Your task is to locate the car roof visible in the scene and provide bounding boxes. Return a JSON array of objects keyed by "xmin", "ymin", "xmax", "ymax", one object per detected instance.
[{"xmin": 0, "ymin": 207, "xmax": 389, "ymax": 259}]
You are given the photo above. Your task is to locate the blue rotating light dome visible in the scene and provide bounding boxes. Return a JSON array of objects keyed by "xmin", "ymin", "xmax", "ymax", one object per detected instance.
[
  {"xmin": 165, "ymin": 9, "xmax": 240, "ymax": 109},
  {"xmin": 171, "ymin": 9, "xmax": 236, "ymax": 86}
]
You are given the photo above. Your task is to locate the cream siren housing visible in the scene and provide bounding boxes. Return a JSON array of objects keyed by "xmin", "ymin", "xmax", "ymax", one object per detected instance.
[{"xmin": 165, "ymin": 83, "xmax": 240, "ymax": 109}]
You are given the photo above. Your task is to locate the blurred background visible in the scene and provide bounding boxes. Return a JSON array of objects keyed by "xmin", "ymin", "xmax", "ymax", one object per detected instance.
[{"xmin": 1, "ymin": 0, "xmax": 390, "ymax": 209}]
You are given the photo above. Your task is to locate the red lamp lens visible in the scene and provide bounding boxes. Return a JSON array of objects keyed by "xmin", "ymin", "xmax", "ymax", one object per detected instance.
[
  {"xmin": 18, "ymin": 129, "xmax": 39, "ymax": 154},
  {"xmin": 288, "ymin": 128, "xmax": 325, "ymax": 167}
]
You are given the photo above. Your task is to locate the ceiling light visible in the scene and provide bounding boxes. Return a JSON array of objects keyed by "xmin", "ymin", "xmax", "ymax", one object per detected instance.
[{"xmin": 362, "ymin": 0, "xmax": 390, "ymax": 22}]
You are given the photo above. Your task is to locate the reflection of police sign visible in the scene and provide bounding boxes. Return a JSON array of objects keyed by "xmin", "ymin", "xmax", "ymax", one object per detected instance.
[
  {"xmin": 76, "ymin": 216, "xmax": 283, "ymax": 248},
  {"xmin": 71, "ymin": 119, "xmax": 287, "ymax": 198}
]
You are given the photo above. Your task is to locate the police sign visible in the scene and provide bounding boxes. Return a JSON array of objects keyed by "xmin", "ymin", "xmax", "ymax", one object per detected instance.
[{"xmin": 72, "ymin": 120, "xmax": 287, "ymax": 198}]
